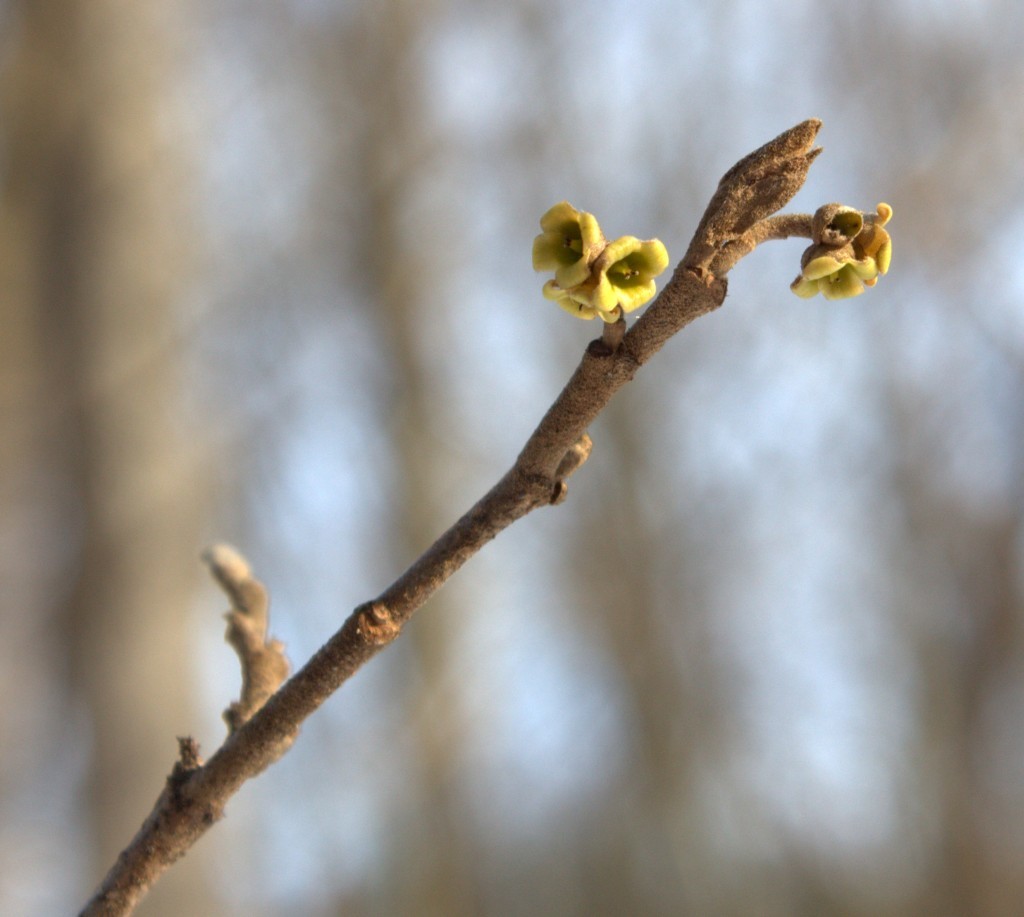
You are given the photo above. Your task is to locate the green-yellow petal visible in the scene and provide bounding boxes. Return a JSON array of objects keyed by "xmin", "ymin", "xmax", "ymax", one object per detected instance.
[
  {"xmin": 605, "ymin": 236, "xmax": 668, "ymax": 274},
  {"xmin": 554, "ymin": 258, "xmax": 594, "ymax": 290},
  {"xmin": 802, "ymin": 254, "xmax": 846, "ymax": 281},
  {"xmin": 791, "ymin": 275, "xmax": 821, "ymax": 298},
  {"xmin": 560, "ymin": 300, "xmax": 598, "ymax": 320},
  {"xmin": 576, "ymin": 211, "xmax": 606, "ymax": 256},
  {"xmin": 875, "ymin": 237, "xmax": 891, "ymax": 275},
  {"xmin": 532, "ymin": 231, "xmax": 577, "ymax": 272},
  {"xmin": 600, "ymin": 234, "xmax": 643, "ymax": 266},
  {"xmin": 542, "ymin": 279, "xmax": 569, "ymax": 302},
  {"xmin": 791, "ymin": 204, "xmax": 891, "ymax": 300},
  {"xmin": 849, "ymin": 257, "xmax": 880, "ymax": 281},
  {"xmin": 533, "ymin": 202, "xmax": 607, "ymax": 287},
  {"xmin": 852, "ymin": 226, "xmax": 889, "ymax": 268},
  {"xmin": 616, "ymin": 279, "xmax": 657, "ymax": 313},
  {"xmin": 588, "ymin": 274, "xmax": 621, "ymax": 314},
  {"xmin": 638, "ymin": 238, "xmax": 670, "ymax": 277},
  {"xmin": 852, "ymin": 203, "xmax": 892, "ymax": 275},
  {"xmin": 538, "ymin": 201, "xmax": 583, "ymax": 234},
  {"xmin": 819, "ymin": 264, "xmax": 865, "ymax": 300},
  {"xmin": 553, "ymin": 290, "xmax": 599, "ymax": 320}
]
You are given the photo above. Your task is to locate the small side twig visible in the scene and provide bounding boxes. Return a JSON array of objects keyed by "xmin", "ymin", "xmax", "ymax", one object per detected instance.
[
  {"xmin": 710, "ymin": 213, "xmax": 815, "ymax": 275},
  {"xmin": 599, "ymin": 315, "xmax": 627, "ymax": 353},
  {"xmin": 202, "ymin": 544, "xmax": 290, "ymax": 733}
]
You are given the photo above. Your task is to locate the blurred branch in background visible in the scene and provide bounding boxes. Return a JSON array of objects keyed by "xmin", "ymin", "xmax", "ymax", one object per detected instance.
[{"xmin": 0, "ymin": 3, "xmax": 213, "ymax": 914}]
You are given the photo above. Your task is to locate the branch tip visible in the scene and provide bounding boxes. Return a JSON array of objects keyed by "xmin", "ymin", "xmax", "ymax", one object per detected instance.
[
  {"xmin": 202, "ymin": 543, "xmax": 251, "ymax": 584},
  {"xmin": 685, "ymin": 118, "xmax": 824, "ymax": 273}
]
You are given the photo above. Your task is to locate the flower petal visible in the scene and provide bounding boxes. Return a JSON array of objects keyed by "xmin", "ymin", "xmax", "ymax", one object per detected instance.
[
  {"xmin": 543, "ymin": 279, "xmax": 596, "ymax": 319},
  {"xmin": 820, "ymin": 265, "xmax": 865, "ymax": 300},
  {"xmin": 791, "ymin": 275, "xmax": 821, "ymax": 298},
  {"xmin": 533, "ymin": 202, "xmax": 607, "ymax": 286},
  {"xmin": 617, "ymin": 279, "xmax": 657, "ymax": 313},
  {"xmin": 558, "ymin": 298, "xmax": 598, "ymax": 320},
  {"xmin": 532, "ymin": 231, "xmax": 577, "ymax": 272},
  {"xmin": 853, "ymin": 204, "xmax": 892, "ymax": 275},
  {"xmin": 599, "ymin": 235, "xmax": 642, "ymax": 267},
  {"xmin": 589, "ymin": 274, "xmax": 621, "ymax": 314},
  {"xmin": 875, "ymin": 237, "xmax": 892, "ymax": 275},
  {"xmin": 542, "ymin": 279, "xmax": 568, "ymax": 302},
  {"xmin": 554, "ymin": 257, "xmax": 594, "ymax": 290},
  {"xmin": 538, "ymin": 201, "xmax": 583, "ymax": 234},
  {"xmin": 802, "ymin": 254, "xmax": 846, "ymax": 280},
  {"xmin": 849, "ymin": 257, "xmax": 880, "ymax": 280}
]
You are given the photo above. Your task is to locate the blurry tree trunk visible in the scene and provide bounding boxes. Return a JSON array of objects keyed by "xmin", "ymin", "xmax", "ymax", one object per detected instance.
[
  {"xmin": 568, "ymin": 397, "xmax": 730, "ymax": 914},
  {"xmin": 0, "ymin": 3, "xmax": 212, "ymax": 913},
  {"xmin": 894, "ymin": 455, "xmax": 1024, "ymax": 917},
  {"xmin": 320, "ymin": 2, "xmax": 479, "ymax": 913}
]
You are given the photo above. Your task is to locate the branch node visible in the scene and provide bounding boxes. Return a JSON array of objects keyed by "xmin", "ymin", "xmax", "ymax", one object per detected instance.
[
  {"xmin": 356, "ymin": 601, "xmax": 401, "ymax": 645},
  {"xmin": 549, "ymin": 433, "xmax": 594, "ymax": 504}
]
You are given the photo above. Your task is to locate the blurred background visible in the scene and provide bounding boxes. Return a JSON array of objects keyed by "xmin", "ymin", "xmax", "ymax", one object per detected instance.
[{"xmin": 2, "ymin": 0, "xmax": 1023, "ymax": 914}]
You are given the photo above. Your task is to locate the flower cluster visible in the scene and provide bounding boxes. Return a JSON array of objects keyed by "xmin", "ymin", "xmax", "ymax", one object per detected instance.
[
  {"xmin": 791, "ymin": 203, "xmax": 892, "ymax": 300},
  {"xmin": 532, "ymin": 202, "xmax": 669, "ymax": 323}
]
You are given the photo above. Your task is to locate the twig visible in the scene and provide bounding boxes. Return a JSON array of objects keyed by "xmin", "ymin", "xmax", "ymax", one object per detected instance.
[
  {"xmin": 710, "ymin": 213, "xmax": 815, "ymax": 275},
  {"xmin": 202, "ymin": 544, "xmax": 290, "ymax": 734},
  {"xmin": 79, "ymin": 118, "xmax": 822, "ymax": 916}
]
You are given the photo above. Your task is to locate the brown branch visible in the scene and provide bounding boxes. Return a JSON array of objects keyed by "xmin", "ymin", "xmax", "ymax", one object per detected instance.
[
  {"xmin": 79, "ymin": 118, "xmax": 822, "ymax": 917},
  {"xmin": 710, "ymin": 212, "xmax": 816, "ymax": 275}
]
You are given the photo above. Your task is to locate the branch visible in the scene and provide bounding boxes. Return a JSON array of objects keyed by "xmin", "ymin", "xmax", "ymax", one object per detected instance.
[
  {"xmin": 710, "ymin": 213, "xmax": 815, "ymax": 275},
  {"xmin": 79, "ymin": 119, "xmax": 823, "ymax": 916}
]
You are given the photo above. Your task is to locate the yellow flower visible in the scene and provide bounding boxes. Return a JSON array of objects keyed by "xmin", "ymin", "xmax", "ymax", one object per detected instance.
[
  {"xmin": 532, "ymin": 201, "xmax": 607, "ymax": 290},
  {"xmin": 791, "ymin": 203, "xmax": 892, "ymax": 300},
  {"xmin": 791, "ymin": 254, "xmax": 879, "ymax": 300},
  {"xmin": 588, "ymin": 236, "xmax": 670, "ymax": 318},
  {"xmin": 534, "ymin": 202, "xmax": 669, "ymax": 322}
]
